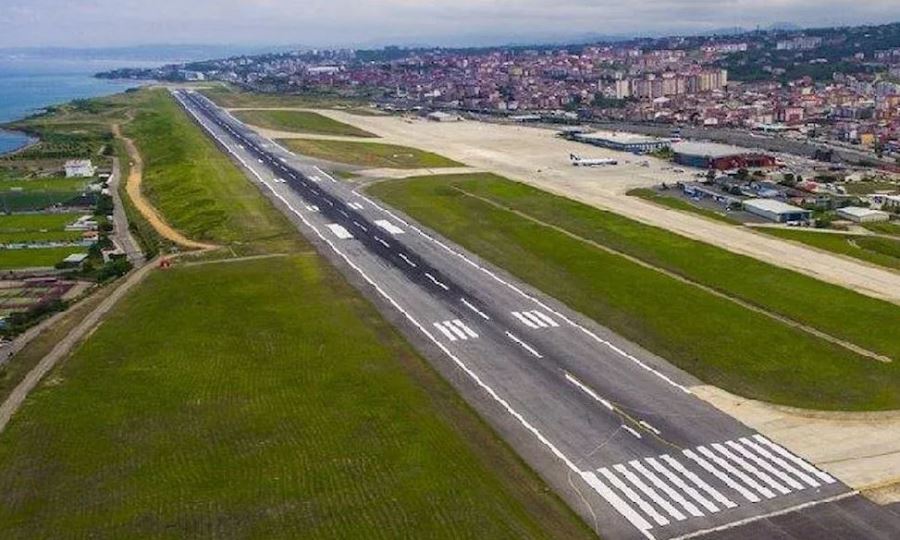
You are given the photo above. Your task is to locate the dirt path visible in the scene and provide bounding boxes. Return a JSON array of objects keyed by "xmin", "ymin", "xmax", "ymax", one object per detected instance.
[
  {"xmin": 112, "ymin": 123, "xmax": 218, "ymax": 251},
  {"xmin": 455, "ymin": 186, "xmax": 892, "ymax": 363},
  {"xmin": 0, "ymin": 259, "xmax": 159, "ymax": 434},
  {"xmin": 314, "ymin": 109, "xmax": 900, "ymax": 305}
]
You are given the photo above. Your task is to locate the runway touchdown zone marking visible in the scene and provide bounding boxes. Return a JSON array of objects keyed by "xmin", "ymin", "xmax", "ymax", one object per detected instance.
[
  {"xmin": 326, "ymin": 224, "xmax": 354, "ymax": 240},
  {"xmin": 433, "ymin": 319, "xmax": 479, "ymax": 342},
  {"xmin": 512, "ymin": 310, "xmax": 559, "ymax": 329}
]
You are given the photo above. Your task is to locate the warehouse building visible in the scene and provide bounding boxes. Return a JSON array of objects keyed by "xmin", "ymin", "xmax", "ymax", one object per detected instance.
[
  {"xmin": 573, "ymin": 132, "xmax": 672, "ymax": 154},
  {"xmin": 837, "ymin": 206, "xmax": 890, "ymax": 223},
  {"xmin": 743, "ymin": 198, "xmax": 811, "ymax": 223},
  {"xmin": 672, "ymin": 141, "xmax": 776, "ymax": 170}
]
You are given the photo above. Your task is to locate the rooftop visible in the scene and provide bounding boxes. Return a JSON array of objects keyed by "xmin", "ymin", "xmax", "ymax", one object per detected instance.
[
  {"xmin": 673, "ymin": 141, "xmax": 759, "ymax": 158},
  {"xmin": 838, "ymin": 206, "xmax": 889, "ymax": 218},
  {"xmin": 743, "ymin": 198, "xmax": 809, "ymax": 214},
  {"xmin": 576, "ymin": 131, "xmax": 668, "ymax": 145}
]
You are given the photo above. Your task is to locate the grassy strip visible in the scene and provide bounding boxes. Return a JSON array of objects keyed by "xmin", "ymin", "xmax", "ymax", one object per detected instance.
[
  {"xmin": 369, "ymin": 174, "xmax": 900, "ymax": 410},
  {"xmin": 279, "ymin": 138, "xmax": 463, "ymax": 169},
  {"xmin": 627, "ymin": 188, "xmax": 741, "ymax": 225},
  {"xmin": 863, "ymin": 220, "xmax": 900, "ymax": 237},
  {"xmin": 758, "ymin": 228, "xmax": 900, "ymax": 271},
  {"xmin": 201, "ymin": 84, "xmax": 366, "ymax": 109},
  {"xmin": 233, "ymin": 109, "xmax": 377, "ymax": 138},
  {"xmin": 124, "ymin": 90, "xmax": 305, "ymax": 256},
  {"xmin": 0, "ymin": 247, "xmax": 86, "ymax": 269},
  {"xmin": 403, "ymin": 174, "xmax": 899, "ymax": 362}
]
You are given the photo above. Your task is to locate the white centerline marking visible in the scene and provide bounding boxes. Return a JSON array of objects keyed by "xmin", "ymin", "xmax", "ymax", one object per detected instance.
[
  {"xmin": 461, "ymin": 298, "xmax": 490, "ymax": 320},
  {"xmin": 424, "ymin": 273, "xmax": 450, "ymax": 291},
  {"xmin": 505, "ymin": 332, "xmax": 543, "ymax": 358},
  {"xmin": 375, "ymin": 236, "xmax": 391, "ymax": 248},
  {"xmin": 565, "ymin": 372, "xmax": 614, "ymax": 410},
  {"xmin": 622, "ymin": 425, "xmax": 643, "ymax": 439},
  {"xmin": 398, "ymin": 253, "xmax": 417, "ymax": 268}
]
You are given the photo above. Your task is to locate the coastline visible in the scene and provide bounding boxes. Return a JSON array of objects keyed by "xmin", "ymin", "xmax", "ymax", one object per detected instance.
[{"xmin": 0, "ymin": 129, "xmax": 37, "ymax": 158}]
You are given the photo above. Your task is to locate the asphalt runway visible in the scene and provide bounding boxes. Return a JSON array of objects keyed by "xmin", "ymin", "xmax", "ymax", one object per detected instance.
[{"xmin": 173, "ymin": 89, "xmax": 900, "ymax": 540}]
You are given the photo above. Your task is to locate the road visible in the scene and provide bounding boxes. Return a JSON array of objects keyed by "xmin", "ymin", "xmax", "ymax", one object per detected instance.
[
  {"xmin": 173, "ymin": 90, "xmax": 900, "ymax": 540},
  {"xmin": 108, "ymin": 156, "xmax": 145, "ymax": 266}
]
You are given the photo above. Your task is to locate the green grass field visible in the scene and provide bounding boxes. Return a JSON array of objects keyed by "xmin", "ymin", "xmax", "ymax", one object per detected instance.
[
  {"xmin": 627, "ymin": 188, "xmax": 741, "ymax": 224},
  {"xmin": 201, "ymin": 85, "xmax": 367, "ymax": 110},
  {"xmin": 279, "ymin": 138, "xmax": 463, "ymax": 169},
  {"xmin": 125, "ymin": 90, "xmax": 306, "ymax": 255},
  {"xmin": 863, "ymin": 220, "xmax": 900, "ymax": 237},
  {"xmin": 0, "ymin": 213, "xmax": 85, "ymax": 245},
  {"xmin": 0, "ymin": 246, "xmax": 86, "ymax": 269},
  {"xmin": 0, "ymin": 176, "xmax": 88, "ymax": 212},
  {"xmin": 0, "ymin": 257, "xmax": 590, "ymax": 539},
  {"xmin": 233, "ymin": 109, "xmax": 377, "ymax": 138},
  {"xmin": 369, "ymin": 173, "xmax": 900, "ymax": 410},
  {"xmin": 758, "ymin": 228, "xmax": 900, "ymax": 271},
  {"xmin": 842, "ymin": 181, "xmax": 898, "ymax": 194}
]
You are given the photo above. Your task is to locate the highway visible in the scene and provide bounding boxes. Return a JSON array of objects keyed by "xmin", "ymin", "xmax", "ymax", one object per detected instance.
[{"xmin": 173, "ymin": 89, "xmax": 900, "ymax": 540}]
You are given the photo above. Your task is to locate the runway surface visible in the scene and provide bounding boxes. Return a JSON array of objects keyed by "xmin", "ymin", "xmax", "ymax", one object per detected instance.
[{"xmin": 173, "ymin": 90, "xmax": 899, "ymax": 540}]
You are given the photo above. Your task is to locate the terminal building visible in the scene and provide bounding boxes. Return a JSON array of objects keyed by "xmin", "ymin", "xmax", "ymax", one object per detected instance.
[
  {"xmin": 572, "ymin": 132, "xmax": 672, "ymax": 154},
  {"xmin": 743, "ymin": 198, "xmax": 811, "ymax": 223},
  {"xmin": 672, "ymin": 141, "xmax": 776, "ymax": 170}
]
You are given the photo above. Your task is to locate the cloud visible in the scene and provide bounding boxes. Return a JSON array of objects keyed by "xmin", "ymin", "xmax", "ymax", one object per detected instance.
[{"xmin": 2, "ymin": 0, "xmax": 899, "ymax": 48}]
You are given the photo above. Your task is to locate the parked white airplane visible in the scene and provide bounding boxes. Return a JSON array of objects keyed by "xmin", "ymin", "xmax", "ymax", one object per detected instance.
[{"xmin": 570, "ymin": 154, "xmax": 618, "ymax": 167}]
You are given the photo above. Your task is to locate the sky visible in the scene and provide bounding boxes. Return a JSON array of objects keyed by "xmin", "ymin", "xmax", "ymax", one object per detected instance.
[{"xmin": 3, "ymin": 0, "xmax": 900, "ymax": 49}]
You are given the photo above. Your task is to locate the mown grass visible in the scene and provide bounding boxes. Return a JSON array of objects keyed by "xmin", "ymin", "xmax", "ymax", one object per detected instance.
[
  {"xmin": 0, "ymin": 257, "xmax": 591, "ymax": 539},
  {"xmin": 279, "ymin": 138, "xmax": 463, "ymax": 170},
  {"xmin": 369, "ymin": 173, "xmax": 900, "ymax": 410},
  {"xmin": 233, "ymin": 109, "xmax": 377, "ymax": 138},
  {"xmin": 758, "ymin": 228, "xmax": 900, "ymax": 271},
  {"xmin": 863, "ymin": 220, "xmax": 900, "ymax": 237},
  {"xmin": 0, "ymin": 246, "xmax": 86, "ymax": 269},
  {"xmin": 124, "ymin": 89, "xmax": 305, "ymax": 255},
  {"xmin": 627, "ymin": 188, "xmax": 741, "ymax": 224},
  {"xmin": 201, "ymin": 84, "xmax": 366, "ymax": 110}
]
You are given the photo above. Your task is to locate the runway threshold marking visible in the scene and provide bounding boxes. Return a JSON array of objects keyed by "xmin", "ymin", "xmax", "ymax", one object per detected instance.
[{"xmin": 433, "ymin": 319, "xmax": 479, "ymax": 342}]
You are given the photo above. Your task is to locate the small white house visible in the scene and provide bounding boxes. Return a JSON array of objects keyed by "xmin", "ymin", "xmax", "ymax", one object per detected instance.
[
  {"xmin": 65, "ymin": 160, "xmax": 95, "ymax": 178},
  {"xmin": 426, "ymin": 111, "xmax": 461, "ymax": 122}
]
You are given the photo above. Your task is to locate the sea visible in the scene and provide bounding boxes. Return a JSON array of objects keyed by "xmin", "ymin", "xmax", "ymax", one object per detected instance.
[{"xmin": 0, "ymin": 58, "xmax": 160, "ymax": 156}]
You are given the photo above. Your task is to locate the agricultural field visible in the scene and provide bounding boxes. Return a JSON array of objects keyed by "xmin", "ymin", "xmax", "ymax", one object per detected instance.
[
  {"xmin": 0, "ymin": 213, "xmax": 84, "ymax": 245},
  {"xmin": 841, "ymin": 181, "xmax": 899, "ymax": 195},
  {"xmin": 369, "ymin": 173, "xmax": 900, "ymax": 410},
  {"xmin": 279, "ymin": 138, "xmax": 463, "ymax": 169},
  {"xmin": 0, "ymin": 173, "xmax": 90, "ymax": 213},
  {"xmin": 758, "ymin": 228, "xmax": 900, "ymax": 271},
  {"xmin": 0, "ymin": 246, "xmax": 86, "ymax": 269},
  {"xmin": 627, "ymin": 188, "xmax": 741, "ymax": 224},
  {"xmin": 233, "ymin": 109, "xmax": 377, "ymax": 138}
]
